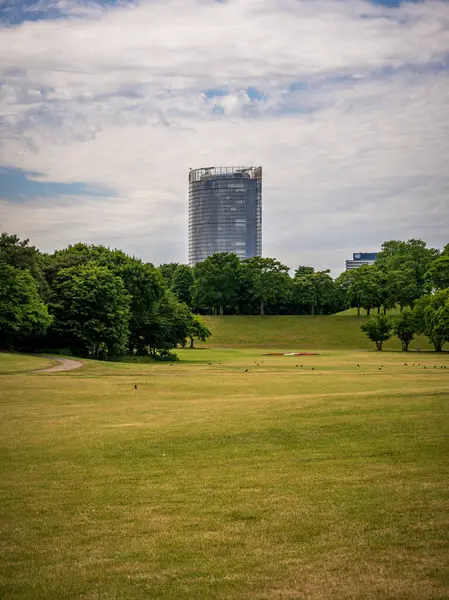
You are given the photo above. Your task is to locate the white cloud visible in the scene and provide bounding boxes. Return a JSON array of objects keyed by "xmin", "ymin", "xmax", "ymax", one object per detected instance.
[{"xmin": 0, "ymin": 0, "xmax": 449, "ymax": 273}]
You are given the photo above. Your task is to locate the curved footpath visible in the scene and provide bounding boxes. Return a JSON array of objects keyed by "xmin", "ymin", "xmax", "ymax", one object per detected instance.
[{"xmin": 34, "ymin": 357, "xmax": 83, "ymax": 373}]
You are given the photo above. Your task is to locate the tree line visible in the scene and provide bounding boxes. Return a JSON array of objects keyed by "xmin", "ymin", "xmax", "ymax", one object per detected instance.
[
  {"xmin": 1, "ymin": 233, "xmax": 448, "ymax": 358},
  {"xmin": 0, "ymin": 234, "xmax": 211, "ymax": 360}
]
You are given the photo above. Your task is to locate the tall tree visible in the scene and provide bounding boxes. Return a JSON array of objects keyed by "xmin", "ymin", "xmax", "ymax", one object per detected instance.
[
  {"xmin": 0, "ymin": 265, "xmax": 52, "ymax": 350},
  {"xmin": 49, "ymin": 263, "xmax": 131, "ymax": 359},
  {"xmin": 413, "ymin": 290, "xmax": 449, "ymax": 352},
  {"xmin": 157, "ymin": 263, "xmax": 180, "ymax": 288},
  {"xmin": 240, "ymin": 257, "xmax": 290, "ymax": 315},
  {"xmin": 191, "ymin": 253, "xmax": 241, "ymax": 315},
  {"xmin": 377, "ymin": 239, "xmax": 439, "ymax": 307},
  {"xmin": 140, "ymin": 291, "xmax": 191, "ymax": 357},
  {"xmin": 425, "ymin": 255, "xmax": 449, "ymax": 291},
  {"xmin": 292, "ymin": 269, "xmax": 336, "ymax": 315},
  {"xmin": 0, "ymin": 232, "xmax": 48, "ymax": 298},
  {"xmin": 392, "ymin": 310, "xmax": 417, "ymax": 351},
  {"xmin": 44, "ymin": 243, "xmax": 166, "ymax": 355},
  {"xmin": 336, "ymin": 266, "xmax": 384, "ymax": 316},
  {"xmin": 171, "ymin": 264, "xmax": 195, "ymax": 306},
  {"xmin": 294, "ymin": 265, "xmax": 315, "ymax": 277}
]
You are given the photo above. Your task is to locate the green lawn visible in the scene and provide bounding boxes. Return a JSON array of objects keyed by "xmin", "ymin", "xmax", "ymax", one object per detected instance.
[
  {"xmin": 0, "ymin": 352, "xmax": 55, "ymax": 374},
  {"xmin": 1, "ymin": 349, "xmax": 448, "ymax": 599},
  {"xmin": 333, "ymin": 306, "xmax": 402, "ymax": 317},
  {"xmin": 199, "ymin": 315, "xmax": 432, "ymax": 350}
]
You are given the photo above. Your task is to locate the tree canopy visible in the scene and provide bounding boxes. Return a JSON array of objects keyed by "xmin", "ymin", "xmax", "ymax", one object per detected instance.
[
  {"xmin": 0, "ymin": 264, "xmax": 52, "ymax": 350},
  {"xmin": 1, "ymin": 232, "xmax": 448, "ymax": 357}
]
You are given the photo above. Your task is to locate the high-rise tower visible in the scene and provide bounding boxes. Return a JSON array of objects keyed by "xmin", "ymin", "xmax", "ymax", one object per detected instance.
[{"xmin": 188, "ymin": 166, "xmax": 262, "ymax": 266}]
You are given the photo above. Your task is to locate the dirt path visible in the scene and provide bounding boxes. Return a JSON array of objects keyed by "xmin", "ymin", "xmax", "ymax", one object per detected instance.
[{"xmin": 35, "ymin": 357, "xmax": 83, "ymax": 373}]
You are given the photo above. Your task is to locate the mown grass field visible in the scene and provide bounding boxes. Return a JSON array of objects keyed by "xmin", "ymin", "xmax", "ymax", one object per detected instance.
[
  {"xmin": 199, "ymin": 315, "xmax": 432, "ymax": 350},
  {"xmin": 1, "ymin": 346, "xmax": 448, "ymax": 600},
  {"xmin": 333, "ymin": 307, "xmax": 402, "ymax": 317}
]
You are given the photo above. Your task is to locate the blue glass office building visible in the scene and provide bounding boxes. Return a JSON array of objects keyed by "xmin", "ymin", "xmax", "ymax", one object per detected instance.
[{"xmin": 188, "ymin": 166, "xmax": 262, "ymax": 266}]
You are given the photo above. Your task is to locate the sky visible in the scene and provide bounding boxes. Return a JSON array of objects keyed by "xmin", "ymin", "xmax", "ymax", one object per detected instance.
[{"xmin": 0, "ymin": 0, "xmax": 448, "ymax": 275}]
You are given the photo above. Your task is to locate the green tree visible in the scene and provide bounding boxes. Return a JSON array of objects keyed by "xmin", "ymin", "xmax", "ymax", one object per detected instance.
[
  {"xmin": 157, "ymin": 263, "xmax": 180, "ymax": 288},
  {"xmin": 360, "ymin": 315, "xmax": 393, "ymax": 351},
  {"xmin": 292, "ymin": 270, "xmax": 336, "ymax": 315},
  {"xmin": 425, "ymin": 255, "xmax": 449, "ymax": 291},
  {"xmin": 336, "ymin": 266, "xmax": 384, "ymax": 316},
  {"xmin": 413, "ymin": 290, "xmax": 449, "ymax": 352},
  {"xmin": 49, "ymin": 263, "xmax": 131, "ymax": 359},
  {"xmin": 0, "ymin": 232, "xmax": 48, "ymax": 298},
  {"xmin": 240, "ymin": 257, "xmax": 290, "ymax": 315},
  {"xmin": 187, "ymin": 315, "xmax": 212, "ymax": 348},
  {"xmin": 171, "ymin": 264, "xmax": 194, "ymax": 306},
  {"xmin": 294, "ymin": 265, "xmax": 315, "ymax": 277},
  {"xmin": 0, "ymin": 264, "xmax": 52, "ymax": 350},
  {"xmin": 44, "ymin": 243, "xmax": 166, "ymax": 356},
  {"xmin": 140, "ymin": 291, "xmax": 191, "ymax": 358},
  {"xmin": 191, "ymin": 253, "xmax": 241, "ymax": 315},
  {"xmin": 384, "ymin": 268, "xmax": 419, "ymax": 312},
  {"xmin": 377, "ymin": 239, "xmax": 439, "ymax": 307},
  {"xmin": 392, "ymin": 310, "xmax": 417, "ymax": 351}
]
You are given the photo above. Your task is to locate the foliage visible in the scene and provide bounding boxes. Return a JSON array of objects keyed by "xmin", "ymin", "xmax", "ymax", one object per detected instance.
[
  {"xmin": 157, "ymin": 262, "xmax": 180, "ymax": 287},
  {"xmin": 191, "ymin": 253, "xmax": 241, "ymax": 315},
  {"xmin": 391, "ymin": 310, "xmax": 417, "ymax": 351},
  {"xmin": 49, "ymin": 263, "xmax": 131, "ymax": 359},
  {"xmin": 294, "ymin": 265, "xmax": 315, "ymax": 277},
  {"xmin": 1, "ymin": 231, "xmax": 447, "ymax": 358},
  {"xmin": 336, "ymin": 265, "xmax": 385, "ymax": 316},
  {"xmin": 360, "ymin": 315, "xmax": 393, "ymax": 350},
  {"xmin": 239, "ymin": 257, "xmax": 290, "ymax": 315},
  {"xmin": 187, "ymin": 315, "xmax": 212, "ymax": 348},
  {"xmin": 43, "ymin": 243, "xmax": 167, "ymax": 357},
  {"xmin": 425, "ymin": 255, "xmax": 449, "ymax": 291},
  {"xmin": 376, "ymin": 239, "xmax": 439, "ymax": 308},
  {"xmin": 293, "ymin": 269, "xmax": 337, "ymax": 315},
  {"xmin": 0, "ymin": 265, "xmax": 53, "ymax": 350},
  {"xmin": 0, "ymin": 232, "xmax": 48, "ymax": 298},
  {"xmin": 171, "ymin": 264, "xmax": 195, "ymax": 306},
  {"xmin": 413, "ymin": 290, "xmax": 449, "ymax": 352},
  {"xmin": 139, "ymin": 291, "xmax": 191, "ymax": 357}
]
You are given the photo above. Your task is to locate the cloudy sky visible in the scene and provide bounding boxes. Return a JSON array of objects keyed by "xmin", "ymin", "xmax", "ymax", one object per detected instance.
[{"xmin": 0, "ymin": 0, "xmax": 448, "ymax": 274}]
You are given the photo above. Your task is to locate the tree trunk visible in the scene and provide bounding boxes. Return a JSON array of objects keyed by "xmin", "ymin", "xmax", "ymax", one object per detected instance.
[
  {"xmin": 376, "ymin": 341, "xmax": 383, "ymax": 351},
  {"xmin": 189, "ymin": 336, "xmax": 194, "ymax": 349},
  {"xmin": 219, "ymin": 305, "xmax": 223, "ymax": 316},
  {"xmin": 377, "ymin": 306, "xmax": 381, "ymax": 314},
  {"xmin": 383, "ymin": 307, "xmax": 387, "ymax": 315},
  {"xmin": 357, "ymin": 305, "xmax": 360, "ymax": 316},
  {"xmin": 434, "ymin": 340, "xmax": 443, "ymax": 352},
  {"xmin": 260, "ymin": 299, "xmax": 264, "ymax": 315},
  {"xmin": 367, "ymin": 307, "xmax": 371, "ymax": 316},
  {"xmin": 401, "ymin": 340, "xmax": 409, "ymax": 351},
  {"xmin": 311, "ymin": 301, "xmax": 315, "ymax": 316}
]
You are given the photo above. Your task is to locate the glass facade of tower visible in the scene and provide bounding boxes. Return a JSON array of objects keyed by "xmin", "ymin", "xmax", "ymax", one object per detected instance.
[{"xmin": 188, "ymin": 166, "xmax": 262, "ymax": 266}]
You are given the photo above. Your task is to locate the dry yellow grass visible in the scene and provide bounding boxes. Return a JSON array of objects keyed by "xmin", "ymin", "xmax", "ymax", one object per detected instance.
[{"xmin": 0, "ymin": 349, "xmax": 448, "ymax": 599}]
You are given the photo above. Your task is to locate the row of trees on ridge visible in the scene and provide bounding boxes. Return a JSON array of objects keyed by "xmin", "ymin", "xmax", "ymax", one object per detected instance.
[{"xmin": 1, "ymin": 233, "xmax": 448, "ymax": 357}]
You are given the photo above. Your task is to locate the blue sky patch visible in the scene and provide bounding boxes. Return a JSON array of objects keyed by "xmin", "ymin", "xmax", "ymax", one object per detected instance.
[{"xmin": 0, "ymin": 166, "xmax": 114, "ymax": 201}]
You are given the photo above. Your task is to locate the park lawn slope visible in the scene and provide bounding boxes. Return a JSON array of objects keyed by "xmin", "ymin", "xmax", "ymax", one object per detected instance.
[
  {"xmin": 0, "ymin": 350, "xmax": 448, "ymax": 600},
  {"xmin": 199, "ymin": 315, "xmax": 432, "ymax": 350},
  {"xmin": 333, "ymin": 306, "xmax": 402, "ymax": 317},
  {"xmin": 0, "ymin": 353, "xmax": 55, "ymax": 374}
]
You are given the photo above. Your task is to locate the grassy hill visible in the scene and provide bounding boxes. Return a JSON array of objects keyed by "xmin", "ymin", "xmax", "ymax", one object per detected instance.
[
  {"xmin": 199, "ymin": 315, "xmax": 432, "ymax": 350},
  {"xmin": 333, "ymin": 306, "xmax": 402, "ymax": 317}
]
